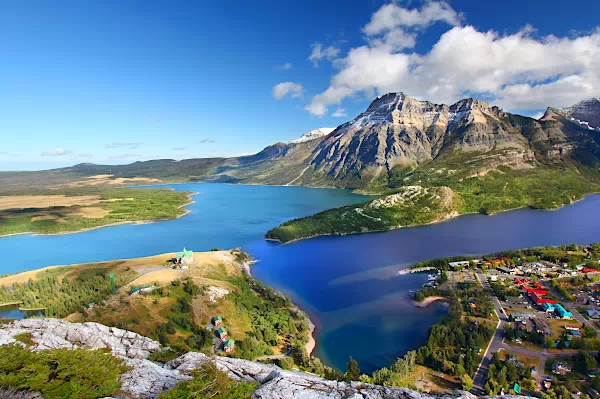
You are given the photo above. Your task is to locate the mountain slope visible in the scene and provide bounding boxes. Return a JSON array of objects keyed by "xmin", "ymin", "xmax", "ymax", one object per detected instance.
[{"xmin": 263, "ymin": 94, "xmax": 600, "ymax": 242}]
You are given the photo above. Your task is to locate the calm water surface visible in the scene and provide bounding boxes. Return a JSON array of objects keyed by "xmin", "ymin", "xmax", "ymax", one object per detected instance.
[
  {"xmin": 247, "ymin": 193, "xmax": 600, "ymax": 372},
  {"xmin": 1, "ymin": 183, "xmax": 600, "ymax": 372},
  {"xmin": 0, "ymin": 183, "xmax": 370, "ymax": 273}
]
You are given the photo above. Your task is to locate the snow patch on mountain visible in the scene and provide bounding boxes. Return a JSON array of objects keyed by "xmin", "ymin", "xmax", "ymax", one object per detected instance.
[{"xmin": 289, "ymin": 128, "xmax": 335, "ymax": 143}]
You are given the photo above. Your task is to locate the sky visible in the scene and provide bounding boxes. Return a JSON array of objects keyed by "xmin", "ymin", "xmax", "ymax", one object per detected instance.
[{"xmin": 1, "ymin": 0, "xmax": 599, "ymax": 170}]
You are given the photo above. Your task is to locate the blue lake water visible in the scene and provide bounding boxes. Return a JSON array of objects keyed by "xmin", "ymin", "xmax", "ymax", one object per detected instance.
[
  {"xmin": 0, "ymin": 304, "xmax": 44, "ymax": 320},
  {"xmin": 0, "ymin": 183, "xmax": 370, "ymax": 274},
  {"xmin": 1, "ymin": 183, "xmax": 600, "ymax": 373}
]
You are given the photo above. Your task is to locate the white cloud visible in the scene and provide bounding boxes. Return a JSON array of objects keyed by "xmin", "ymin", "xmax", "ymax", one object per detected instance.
[
  {"xmin": 306, "ymin": 1, "xmax": 600, "ymax": 116},
  {"xmin": 109, "ymin": 153, "xmax": 141, "ymax": 160},
  {"xmin": 308, "ymin": 43, "xmax": 341, "ymax": 67},
  {"xmin": 272, "ymin": 82, "xmax": 304, "ymax": 100},
  {"xmin": 41, "ymin": 148, "xmax": 71, "ymax": 156},
  {"xmin": 276, "ymin": 62, "xmax": 293, "ymax": 70},
  {"xmin": 530, "ymin": 111, "xmax": 545, "ymax": 120},
  {"xmin": 105, "ymin": 141, "xmax": 143, "ymax": 149},
  {"xmin": 363, "ymin": 1, "xmax": 462, "ymax": 35},
  {"xmin": 332, "ymin": 107, "xmax": 347, "ymax": 117}
]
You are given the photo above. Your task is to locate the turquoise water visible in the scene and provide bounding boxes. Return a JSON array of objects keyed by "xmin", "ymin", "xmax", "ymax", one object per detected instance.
[
  {"xmin": 0, "ymin": 183, "xmax": 370, "ymax": 273},
  {"xmin": 2, "ymin": 183, "xmax": 600, "ymax": 372}
]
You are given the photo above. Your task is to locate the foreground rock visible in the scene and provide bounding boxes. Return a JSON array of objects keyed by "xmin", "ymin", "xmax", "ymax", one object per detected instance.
[{"xmin": 1, "ymin": 319, "xmax": 484, "ymax": 399}]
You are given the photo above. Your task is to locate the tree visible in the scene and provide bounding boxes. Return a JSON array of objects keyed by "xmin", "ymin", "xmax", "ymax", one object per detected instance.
[
  {"xmin": 345, "ymin": 357, "xmax": 360, "ymax": 382},
  {"xmin": 461, "ymin": 374, "xmax": 473, "ymax": 391}
]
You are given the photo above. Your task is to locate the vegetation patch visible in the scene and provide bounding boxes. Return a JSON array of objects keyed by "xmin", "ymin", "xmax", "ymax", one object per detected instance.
[
  {"xmin": 0, "ymin": 188, "xmax": 191, "ymax": 237},
  {"xmin": 159, "ymin": 361, "xmax": 257, "ymax": 399},
  {"xmin": 0, "ymin": 344, "xmax": 128, "ymax": 399}
]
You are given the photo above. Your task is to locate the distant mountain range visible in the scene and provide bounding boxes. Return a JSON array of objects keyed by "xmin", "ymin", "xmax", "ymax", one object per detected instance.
[{"xmin": 40, "ymin": 93, "xmax": 598, "ymax": 192}]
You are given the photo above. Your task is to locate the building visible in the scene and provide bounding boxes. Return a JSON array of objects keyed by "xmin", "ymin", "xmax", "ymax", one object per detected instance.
[
  {"xmin": 498, "ymin": 266, "xmax": 514, "ymax": 274},
  {"xmin": 175, "ymin": 248, "xmax": 194, "ymax": 265},
  {"xmin": 552, "ymin": 361, "xmax": 571, "ymax": 375},
  {"xmin": 217, "ymin": 327, "xmax": 228, "ymax": 340},
  {"xmin": 449, "ymin": 260, "xmax": 470, "ymax": 269},
  {"xmin": 587, "ymin": 308, "xmax": 600, "ymax": 318},
  {"xmin": 555, "ymin": 304, "xmax": 573, "ymax": 319},
  {"xmin": 532, "ymin": 292, "xmax": 557, "ymax": 306},
  {"xmin": 542, "ymin": 302, "xmax": 556, "ymax": 312},
  {"xmin": 224, "ymin": 339, "xmax": 235, "ymax": 352},
  {"xmin": 213, "ymin": 315, "xmax": 223, "ymax": 327},
  {"xmin": 512, "ymin": 383, "xmax": 522, "ymax": 395}
]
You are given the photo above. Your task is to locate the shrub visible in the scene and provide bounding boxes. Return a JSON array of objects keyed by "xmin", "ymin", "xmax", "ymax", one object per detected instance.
[
  {"xmin": 0, "ymin": 344, "xmax": 128, "ymax": 399},
  {"xmin": 159, "ymin": 361, "xmax": 257, "ymax": 399}
]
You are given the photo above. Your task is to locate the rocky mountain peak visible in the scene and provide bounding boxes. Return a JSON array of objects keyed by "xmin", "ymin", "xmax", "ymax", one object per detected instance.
[
  {"xmin": 567, "ymin": 98, "xmax": 600, "ymax": 130},
  {"xmin": 289, "ymin": 127, "xmax": 335, "ymax": 144}
]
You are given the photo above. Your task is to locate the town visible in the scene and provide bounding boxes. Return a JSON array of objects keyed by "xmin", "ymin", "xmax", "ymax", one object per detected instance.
[{"xmin": 411, "ymin": 243, "xmax": 600, "ymax": 398}]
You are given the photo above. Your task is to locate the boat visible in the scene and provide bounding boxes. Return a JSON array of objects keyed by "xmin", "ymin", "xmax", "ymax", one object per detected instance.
[{"xmin": 427, "ymin": 275, "xmax": 437, "ymax": 281}]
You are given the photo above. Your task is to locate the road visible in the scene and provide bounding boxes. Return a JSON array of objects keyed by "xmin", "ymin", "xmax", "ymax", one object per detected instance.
[{"xmin": 471, "ymin": 272, "xmax": 507, "ymax": 395}]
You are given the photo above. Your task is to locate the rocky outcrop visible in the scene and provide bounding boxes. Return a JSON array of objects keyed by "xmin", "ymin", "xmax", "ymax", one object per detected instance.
[{"xmin": 0, "ymin": 318, "xmax": 485, "ymax": 399}]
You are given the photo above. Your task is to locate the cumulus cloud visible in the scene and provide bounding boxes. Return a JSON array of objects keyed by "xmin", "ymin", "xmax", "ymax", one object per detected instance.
[
  {"xmin": 332, "ymin": 107, "xmax": 347, "ymax": 117},
  {"xmin": 308, "ymin": 43, "xmax": 341, "ymax": 67},
  {"xmin": 306, "ymin": 1, "xmax": 600, "ymax": 116},
  {"xmin": 276, "ymin": 62, "xmax": 293, "ymax": 70},
  {"xmin": 41, "ymin": 148, "xmax": 71, "ymax": 156},
  {"xmin": 272, "ymin": 82, "xmax": 304, "ymax": 100},
  {"xmin": 105, "ymin": 141, "xmax": 143, "ymax": 149}
]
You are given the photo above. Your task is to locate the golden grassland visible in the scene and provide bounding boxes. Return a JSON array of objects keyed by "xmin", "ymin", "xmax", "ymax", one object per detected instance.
[{"xmin": 54, "ymin": 250, "xmax": 254, "ymax": 343}]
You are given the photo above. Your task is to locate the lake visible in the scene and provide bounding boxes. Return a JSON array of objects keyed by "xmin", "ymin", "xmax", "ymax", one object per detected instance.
[{"xmin": 1, "ymin": 183, "xmax": 600, "ymax": 373}]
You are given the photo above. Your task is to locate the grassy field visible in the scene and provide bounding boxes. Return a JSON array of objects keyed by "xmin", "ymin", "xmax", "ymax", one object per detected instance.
[{"xmin": 0, "ymin": 188, "xmax": 191, "ymax": 236}]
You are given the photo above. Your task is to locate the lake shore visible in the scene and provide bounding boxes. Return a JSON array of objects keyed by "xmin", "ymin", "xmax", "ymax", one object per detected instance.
[
  {"xmin": 0, "ymin": 190, "xmax": 196, "ymax": 239},
  {"xmin": 413, "ymin": 296, "xmax": 449, "ymax": 308},
  {"xmin": 267, "ymin": 192, "xmax": 600, "ymax": 245}
]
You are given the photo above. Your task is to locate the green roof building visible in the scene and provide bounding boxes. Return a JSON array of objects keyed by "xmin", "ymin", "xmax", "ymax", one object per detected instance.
[
  {"xmin": 175, "ymin": 248, "xmax": 194, "ymax": 265},
  {"xmin": 213, "ymin": 315, "xmax": 223, "ymax": 326},
  {"xmin": 224, "ymin": 339, "xmax": 235, "ymax": 352},
  {"xmin": 512, "ymin": 383, "xmax": 521, "ymax": 395},
  {"xmin": 217, "ymin": 327, "xmax": 228, "ymax": 339}
]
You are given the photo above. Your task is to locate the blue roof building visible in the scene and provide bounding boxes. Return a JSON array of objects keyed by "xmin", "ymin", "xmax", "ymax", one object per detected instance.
[
  {"xmin": 543, "ymin": 303, "xmax": 556, "ymax": 312},
  {"xmin": 555, "ymin": 304, "xmax": 572, "ymax": 319}
]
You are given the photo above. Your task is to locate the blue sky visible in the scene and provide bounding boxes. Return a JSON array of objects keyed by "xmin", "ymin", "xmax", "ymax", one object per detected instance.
[{"xmin": 1, "ymin": 1, "xmax": 599, "ymax": 170}]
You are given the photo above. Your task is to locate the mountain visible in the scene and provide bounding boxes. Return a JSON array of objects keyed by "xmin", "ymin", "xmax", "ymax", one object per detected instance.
[
  {"xmin": 262, "ymin": 94, "xmax": 600, "ymax": 242},
  {"xmin": 289, "ymin": 127, "xmax": 335, "ymax": 144},
  {"xmin": 546, "ymin": 98, "xmax": 600, "ymax": 132}
]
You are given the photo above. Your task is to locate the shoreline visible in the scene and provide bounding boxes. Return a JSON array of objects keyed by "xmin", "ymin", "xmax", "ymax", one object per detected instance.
[
  {"xmin": 413, "ymin": 296, "xmax": 449, "ymax": 308},
  {"xmin": 246, "ymin": 258, "xmax": 317, "ymax": 357},
  {"xmin": 267, "ymin": 192, "xmax": 600, "ymax": 245},
  {"xmin": 0, "ymin": 191, "xmax": 197, "ymax": 239}
]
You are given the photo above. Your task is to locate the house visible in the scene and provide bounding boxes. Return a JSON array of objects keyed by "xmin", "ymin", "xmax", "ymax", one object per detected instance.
[
  {"xmin": 498, "ymin": 266, "xmax": 513, "ymax": 274},
  {"xmin": 213, "ymin": 315, "xmax": 223, "ymax": 327},
  {"xmin": 570, "ymin": 330, "xmax": 582, "ymax": 337},
  {"xmin": 175, "ymin": 248, "xmax": 194, "ymax": 265},
  {"xmin": 552, "ymin": 361, "xmax": 572, "ymax": 375},
  {"xmin": 223, "ymin": 339, "xmax": 235, "ymax": 353},
  {"xmin": 564, "ymin": 325, "xmax": 580, "ymax": 331},
  {"xmin": 217, "ymin": 327, "xmax": 228, "ymax": 340},
  {"xmin": 587, "ymin": 308, "xmax": 600, "ymax": 318},
  {"xmin": 588, "ymin": 389, "xmax": 599, "ymax": 399},
  {"xmin": 555, "ymin": 304, "xmax": 573, "ymax": 319}
]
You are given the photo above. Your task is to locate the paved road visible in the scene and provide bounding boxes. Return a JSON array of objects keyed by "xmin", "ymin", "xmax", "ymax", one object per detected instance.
[{"xmin": 471, "ymin": 273, "xmax": 507, "ymax": 396}]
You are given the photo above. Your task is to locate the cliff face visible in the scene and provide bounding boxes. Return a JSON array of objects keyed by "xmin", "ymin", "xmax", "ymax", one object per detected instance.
[{"xmin": 0, "ymin": 318, "xmax": 484, "ymax": 399}]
